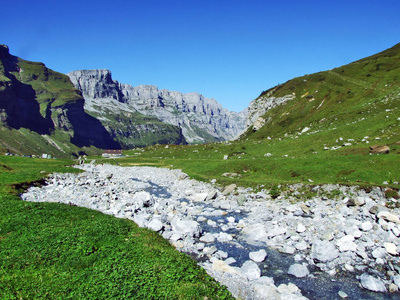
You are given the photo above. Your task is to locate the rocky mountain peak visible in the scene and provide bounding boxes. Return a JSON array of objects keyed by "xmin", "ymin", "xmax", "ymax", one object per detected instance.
[
  {"xmin": 68, "ymin": 69, "xmax": 247, "ymax": 143},
  {"xmin": 68, "ymin": 69, "xmax": 122, "ymax": 101},
  {"xmin": 0, "ymin": 44, "xmax": 10, "ymax": 56}
]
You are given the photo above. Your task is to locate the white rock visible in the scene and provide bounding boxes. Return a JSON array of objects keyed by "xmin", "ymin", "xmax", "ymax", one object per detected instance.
[
  {"xmin": 212, "ymin": 259, "xmax": 239, "ymax": 275},
  {"xmin": 240, "ymin": 260, "xmax": 261, "ymax": 281},
  {"xmin": 311, "ymin": 240, "xmax": 339, "ymax": 262},
  {"xmin": 189, "ymin": 192, "xmax": 208, "ymax": 202},
  {"xmin": 207, "ymin": 220, "xmax": 217, "ymax": 227},
  {"xmin": 249, "ymin": 249, "xmax": 267, "ymax": 262},
  {"xmin": 288, "ymin": 263, "xmax": 309, "ymax": 278},
  {"xmin": 294, "ymin": 242, "xmax": 308, "ymax": 251},
  {"xmin": 359, "ymin": 273, "xmax": 387, "ymax": 292},
  {"xmin": 384, "ymin": 242, "xmax": 398, "ymax": 255},
  {"xmin": 296, "ymin": 223, "xmax": 306, "ymax": 233},
  {"xmin": 227, "ymin": 216, "xmax": 235, "ymax": 223},
  {"xmin": 360, "ymin": 221, "xmax": 373, "ymax": 231},
  {"xmin": 337, "ymin": 235, "xmax": 357, "ymax": 252},
  {"xmin": 171, "ymin": 218, "xmax": 201, "ymax": 238},
  {"xmin": 372, "ymin": 247, "xmax": 386, "ymax": 259},
  {"xmin": 266, "ymin": 226, "xmax": 287, "ymax": 237},
  {"xmin": 147, "ymin": 218, "xmax": 163, "ymax": 232},
  {"xmin": 377, "ymin": 211, "xmax": 400, "ymax": 224},
  {"xmin": 217, "ymin": 232, "xmax": 233, "ymax": 242},
  {"xmin": 393, "ymin": 274, "xmax": 400, "ymax": 289},
  {"xmin": 199, "ymin": 233, "xmax": 215, "ymax": 243},
  {"xmin": 224, "ymin": 257, "xmax": 236, "ymax": 265}
]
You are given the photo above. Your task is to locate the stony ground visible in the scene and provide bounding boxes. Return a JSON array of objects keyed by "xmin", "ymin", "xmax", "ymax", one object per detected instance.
[{"xmin": 22, "ymin": 163, "xmax": 400, "ymax": 299}]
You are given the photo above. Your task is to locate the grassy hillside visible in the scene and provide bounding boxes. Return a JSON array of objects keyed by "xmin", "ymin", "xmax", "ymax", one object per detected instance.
[
  {"xmin": 243, "ymin": 43, "xmax": 400, "ymax": 144},
  {"xmin": 0, "ymin": 46, "xmax": 118, "ymax": 157},
  {"xmin": 0, "ymin": 156, "xmax": 233, "ymax": 299},
  {"xmin": 93, "ymin": 44, "xmax": 400, "ymax": 192}
]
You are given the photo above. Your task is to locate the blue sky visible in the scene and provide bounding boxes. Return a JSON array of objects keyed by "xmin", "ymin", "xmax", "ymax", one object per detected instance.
[{"xmin": 3, "ymin": 0, "xmax": 400, "ymax": 111}]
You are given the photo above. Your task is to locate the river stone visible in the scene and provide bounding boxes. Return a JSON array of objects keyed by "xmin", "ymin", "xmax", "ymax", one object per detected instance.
[
  {"xmin": 203, "ymin": 246, "xmax": 217, "ymax": 255},
  {"xmin": 236, "ymin": 194, "xmax": 247, "ymax": 206},
  {"xmin": 200, "ymin": 233, "xmax": 215, "ymax": 243},
  {"xmin": 267, "ymin": 226, "xmax": 287, "ymax": 237},
  {"xmin": 215, "ymin": 250, "xmax": 228, "ymax": 259},
  {"xmin": 296, "ymin": 223, "xmax": 306, "ymax": 233},
  {"xmin": 377, "ymin": 211, "xmax": 400, "ymax": 224},
  {"xmin": 224, "ymin": 257, "xmax": 236, "ymax": 265},
  {"xmin": 254, "ymin": 285, "xmax": 280, "ymax": 300},
  {"xmin": 359, "ymin": 273, "xmax": 387, "ymax": 292},
  {"xmin": 212, "ymin": 259, "xmax": 240, "ymax": 275},
  {"xmin": 384, "ymin": 242, "xmax": 398, "ymax": 255},
  {"xmin": 189, "ymin": 192, "xmax": 208, "ymax": 202},
  {"xmin": 207, "ymin": 219, "xmax": 217, "ymax": 227},
  {"xmin": 372, "ymin": 247, "xmax": 386, "ymax": 259},
  {"xmin": 249, "ymin": 249, "xmax": 267, "ymax": 262},
  {"xmin": 295, "ymin": 242, "xmax": 308, "ymax": 251},
  {"xmin": 393, "ymin": 275, "xmax": 400, "ymax": 289},
  {"xmin": 389, "ymin": 283, "xmax": 399, "ymax": 293},
  {"xmin": 369, "ymin": 204, "xmax": 387, "ymax": 215},
  {"xmin": 337, "ymin": 235, "xmax": 357, "ymax": 252},
  {"xmin": 207, "ymin": 190, "xmax": 218, "ymax": 200},
  {"xmin": 171, "ymin": 218, "xmax": 201, "ymax": 238},
  {"xmin": 217, "ymin": 232, "xmax": 233, "ymax": 242},
  {"xmin": 288, "ymin": 263, "xmax": 309, "ymax": 278},
  {"xmin": 310, "ymin": 240, "xmax": 339, "ymax": 262},
  {"xmin": 240, "ymin": 260, "xmax": 261, "ymax": 281},
  {"xmin": 227, "ymin": 216, "xmax": 235, "ymax": 223},
  {"xmin": 360, "ymin": 221, "xmax": 373, "ymax": 231},
  {"xmin": 338, "ymin": 290, "xmax": 348, "ymax": 298},
  {"xmin": 222, "ymin": 184, "xmax": 237, "ymax": 195},
  {"xmin": 147, "ymin": 218, "xmax": 163, "ymax": 232}
]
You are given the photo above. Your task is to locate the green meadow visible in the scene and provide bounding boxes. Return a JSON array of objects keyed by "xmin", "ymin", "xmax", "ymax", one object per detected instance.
[{"xmin": 0, "ymin": 156, "xmax": 233, "ymax": 299}]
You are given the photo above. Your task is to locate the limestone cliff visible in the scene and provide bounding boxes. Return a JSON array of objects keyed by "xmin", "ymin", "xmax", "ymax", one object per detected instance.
[{"xmin": 68, "ymin": 70, "xmax": 246, "ymax": 144}]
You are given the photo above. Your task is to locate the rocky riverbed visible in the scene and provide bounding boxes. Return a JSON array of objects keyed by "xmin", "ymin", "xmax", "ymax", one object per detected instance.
[{"xmin": 21, "ymin": 163, "xmax": 400, "ymax": 299}]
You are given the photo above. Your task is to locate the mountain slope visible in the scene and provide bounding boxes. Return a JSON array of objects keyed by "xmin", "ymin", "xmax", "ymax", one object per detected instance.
[
  {"xmin": 68, "ymin": 70, "xmax": 246, "ymax": 144},
  {"xmin": 242, "ymin": 43, "xmax": 400, "ymax": 149},
  {"xmin": 0, "ymin": 45, "xmax": 120, "ymax": 157}
]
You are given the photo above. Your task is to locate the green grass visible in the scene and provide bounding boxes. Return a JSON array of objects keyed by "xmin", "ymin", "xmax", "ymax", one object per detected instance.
[
  {"xmin": 0, "ymin": 156, "xmax": 233, "ymax": 299},
  {"xmin": 99, "ymin": 133, "xmax": 400, "ymax": 191}
]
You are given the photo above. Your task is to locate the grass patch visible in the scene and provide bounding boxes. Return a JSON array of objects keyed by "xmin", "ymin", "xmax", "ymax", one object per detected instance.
[
  {"xmin": 0, "ymin": 156, "xmax": 233, "ymax": 299},
  {"xmin": 101, "ymin": 136, "xmax": 400, "ymax": 191}
]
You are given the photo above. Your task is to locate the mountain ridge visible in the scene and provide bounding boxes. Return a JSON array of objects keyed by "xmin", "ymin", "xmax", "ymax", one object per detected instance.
[{"xmin": 67, "ymin": 69, "xmax": 246, "ymax": 144}]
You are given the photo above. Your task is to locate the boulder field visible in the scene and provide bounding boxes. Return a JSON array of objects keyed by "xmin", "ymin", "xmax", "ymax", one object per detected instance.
[{"xmin": 22, "ymin": 163, "xmax": 400, "ymax": 299}]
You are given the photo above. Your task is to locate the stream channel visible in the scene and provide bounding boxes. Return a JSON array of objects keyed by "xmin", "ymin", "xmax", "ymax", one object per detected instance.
[{"xmin": 175, "ymin": 197, "xmax": 399, "ymax": 300}]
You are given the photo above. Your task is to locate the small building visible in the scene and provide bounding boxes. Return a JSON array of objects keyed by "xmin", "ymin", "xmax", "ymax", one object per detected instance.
[{"xmin": 102, "ymin": 149, "xmax": 123, "ymax": 158}]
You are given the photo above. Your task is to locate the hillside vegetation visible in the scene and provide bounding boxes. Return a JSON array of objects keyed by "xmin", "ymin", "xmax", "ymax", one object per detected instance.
[{"xmin": 0, "ymin": 45, "xmax": 119, "ymax": 158}]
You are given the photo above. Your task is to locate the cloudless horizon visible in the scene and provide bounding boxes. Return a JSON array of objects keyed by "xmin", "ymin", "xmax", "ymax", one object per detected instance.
[{"xmin": 3, "ymin": 0, "xmax": 400, "ymax": 112}]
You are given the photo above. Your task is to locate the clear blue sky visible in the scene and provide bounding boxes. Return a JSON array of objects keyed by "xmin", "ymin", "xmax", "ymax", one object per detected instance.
[{"xmin": 3, "ymin": 0, "xmax": 399, "ymax": 112}]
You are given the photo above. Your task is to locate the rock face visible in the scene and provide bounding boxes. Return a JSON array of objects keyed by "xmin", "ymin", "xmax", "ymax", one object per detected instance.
[
  {"xmin": 68, "ymin": 69, "xmax": 247, "ymax": 144},
  {"xmin": 244, "ymin": 93, "xmax": 295, "ymax": 129}
]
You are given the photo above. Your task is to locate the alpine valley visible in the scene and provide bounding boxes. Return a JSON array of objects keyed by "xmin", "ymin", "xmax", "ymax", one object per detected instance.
[
  {"xmin": 0, "ymin": 42, "xmax": 399, "ymax": 160},
  {"xmin": 0, "ymin": 45, "xmax": 246, "ymax": 157}
]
